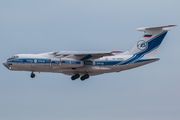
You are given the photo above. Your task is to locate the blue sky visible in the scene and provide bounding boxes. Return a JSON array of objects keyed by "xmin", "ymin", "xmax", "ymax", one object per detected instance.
[{"xmin": 1, "ymin": 0, "xmax": 180, "ymax": 120}]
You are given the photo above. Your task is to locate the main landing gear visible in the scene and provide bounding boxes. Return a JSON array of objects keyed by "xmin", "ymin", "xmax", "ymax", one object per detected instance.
[
  {"xmin": 31, "ymin": 72, "xmax": 35, "ymax": 78},
  {"xmin": 71, "ymin": 73, "xmax": 89, "ymax": 81},
  {"xmin": 80, "ymin": 74, "xmax": 89, "ymax": 81},
  {"xmin": 71, "ymin": 73, "xmax": 80, "ymax": 80}
]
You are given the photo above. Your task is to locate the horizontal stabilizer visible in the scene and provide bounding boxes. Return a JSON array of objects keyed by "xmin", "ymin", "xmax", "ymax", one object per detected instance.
[{"xmin": 137, "ymin": 25, "xmax": 177, "ymax": 31}]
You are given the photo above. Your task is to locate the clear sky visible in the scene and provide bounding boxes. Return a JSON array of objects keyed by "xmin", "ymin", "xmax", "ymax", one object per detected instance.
[{"xmin": 1, "ymin": 0, "xmax": 180, "ymax": 120}]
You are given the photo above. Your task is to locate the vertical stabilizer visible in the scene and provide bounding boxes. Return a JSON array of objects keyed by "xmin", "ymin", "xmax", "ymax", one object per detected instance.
[{"xmin": 127, "ymin": 25, "xmax": 176, "ymax": 56}]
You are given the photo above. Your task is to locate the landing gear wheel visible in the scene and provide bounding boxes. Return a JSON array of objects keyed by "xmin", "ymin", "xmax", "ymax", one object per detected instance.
[
  {"xmin": 80, "ymin": 74, "xmax": 89, "ymax": 81},
  {"xmin": 31, "ymin": 73, "xmax": 35, "ymax": 78},
  {"xmin": 75, "ymin": 73, "xmax": 80, "ymax": 78},
  {"xmin": 71, "ymin": 76, "xmax": 76, "ymax": 80},
  {"xmin": 84, "ymin": 74, "xmax": 89, "ymax": 79},
  {"xmin": 71, "ymin": 73, "xmax": 80, "ymax": 80},
  {"xmin": 80, "ymin": 76, "xmax": 85, "ymax": 81}
]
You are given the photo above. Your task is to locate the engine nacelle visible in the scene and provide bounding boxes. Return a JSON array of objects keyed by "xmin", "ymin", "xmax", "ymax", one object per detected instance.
[{"xmin": 51, "ymin": 58, "xmax": 84, "ymax": 68}]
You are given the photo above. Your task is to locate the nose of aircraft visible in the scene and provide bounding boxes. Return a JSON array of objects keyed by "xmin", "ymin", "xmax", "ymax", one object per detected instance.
[
  {"xmin": 3, "ymin": 60, "xmax": 11, "ymax": 69},
  {"xmin": 3, "ymin": 60, "xmax": 7, "ymax": 67}
]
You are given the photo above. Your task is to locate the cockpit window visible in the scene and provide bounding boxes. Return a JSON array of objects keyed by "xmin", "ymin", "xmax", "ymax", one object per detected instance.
[
  {"xmin": 8, "ymin": 56, "xmax": 19, "ymax": 60},
  {"xmin": 12, "ymin": 56, "xmax": 18, "ymax": 59}
]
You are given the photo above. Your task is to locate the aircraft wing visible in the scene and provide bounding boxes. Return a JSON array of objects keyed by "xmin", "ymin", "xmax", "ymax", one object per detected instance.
[{"xmin": 55, "ymin": 51, "xmax": 123, "ymax": 60}]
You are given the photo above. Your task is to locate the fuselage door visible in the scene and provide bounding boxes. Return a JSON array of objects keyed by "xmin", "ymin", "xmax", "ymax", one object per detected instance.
[
  {"xmin": 31, "ymin": 59, "xmax": 37, "ymax": 68},
  {"xmin": 60, "ymin": 59, "xmax": 61, "ymax": 66}
]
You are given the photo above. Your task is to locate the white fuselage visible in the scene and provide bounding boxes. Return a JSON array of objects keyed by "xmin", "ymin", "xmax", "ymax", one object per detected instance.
[{"xmin": 3, "ymin": 52, "xmax": 159, "ymax": 76}]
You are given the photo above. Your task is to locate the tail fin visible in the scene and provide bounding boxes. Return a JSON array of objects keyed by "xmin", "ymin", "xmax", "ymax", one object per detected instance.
[{"xmin": 127, "ymin": 25, "xmax": 176, "ymax": 55}]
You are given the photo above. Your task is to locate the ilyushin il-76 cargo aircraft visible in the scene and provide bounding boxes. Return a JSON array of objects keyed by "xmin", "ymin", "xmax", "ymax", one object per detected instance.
[{"xmin": 3, "ymin": 25, "xmax": 176, "ymax": 81}]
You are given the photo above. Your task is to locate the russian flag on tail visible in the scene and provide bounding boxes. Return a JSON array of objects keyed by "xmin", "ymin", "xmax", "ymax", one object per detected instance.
[{"xmin": 144, "ymin": 34, "xmax": 152, "ymax": 37}]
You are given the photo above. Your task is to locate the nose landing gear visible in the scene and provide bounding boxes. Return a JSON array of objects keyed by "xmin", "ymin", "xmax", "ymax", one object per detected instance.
[{"xmin": 31, "ymin": 72, "xmax": 35, "ymax": 78}]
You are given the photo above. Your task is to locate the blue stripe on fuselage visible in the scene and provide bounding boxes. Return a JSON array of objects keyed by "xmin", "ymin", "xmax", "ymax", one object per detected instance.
[
  {"xmin": 84, "ymin": 61, "xmax": 122, "ymax": 66},
  {"xmin": 84, "ymin": 58, "xmax": 156, "ymax": 66},
  {"xmin": 7, "ymin": 58, "xmax": 157, "ymax": 67},
  {"xmin": 7, "ymin": 58, "xmax": 81, "ymax": 65},
  {"xmin": 7, "ymin": 58, "xmax": 50, "ymax": 64}
]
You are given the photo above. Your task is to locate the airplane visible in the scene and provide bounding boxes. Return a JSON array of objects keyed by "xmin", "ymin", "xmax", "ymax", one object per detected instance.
[{"xmin": 2, "ymin": 25, "xmax": 176, "ymax": 81}]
